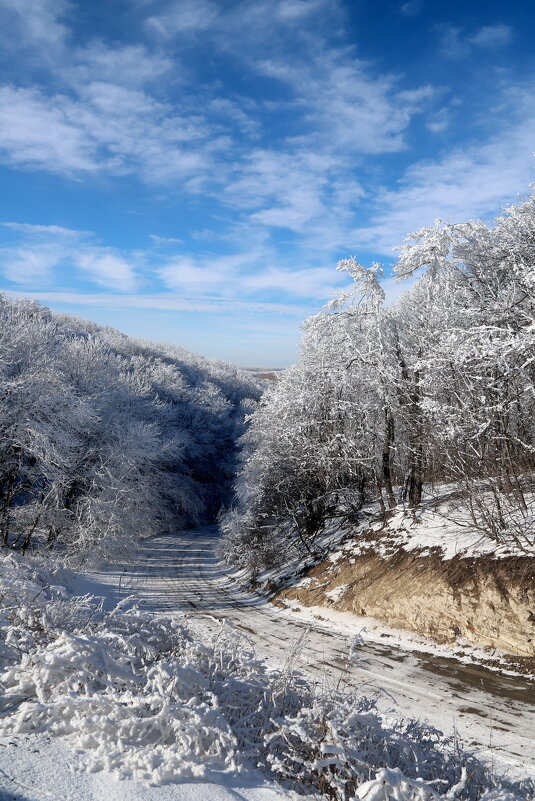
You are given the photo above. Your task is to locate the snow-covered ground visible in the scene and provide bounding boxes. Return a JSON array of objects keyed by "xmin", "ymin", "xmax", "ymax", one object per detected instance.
[
  {"xmin": 347, "ymin": 495, "xmax": 535, "ymax": 560},
  {"xmin": 1, "ymin": 527, "xmax": 534, "ymax": 800},
  {"xmin": 79, "ymin": 528, "xmax": 535, "ymax": 780},
  {"xmin": 0, "ymin": 736, "xmax": 296, "ymax": 801}
]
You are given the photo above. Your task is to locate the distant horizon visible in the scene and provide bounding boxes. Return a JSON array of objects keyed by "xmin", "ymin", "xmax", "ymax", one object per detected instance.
[
  {"xmin": 0, "ymin": 0, "xmax": 534, "ymax": 363},
  {"xmin": 1, "ymin": 287, "xmax": 292, "ymax": 368}
]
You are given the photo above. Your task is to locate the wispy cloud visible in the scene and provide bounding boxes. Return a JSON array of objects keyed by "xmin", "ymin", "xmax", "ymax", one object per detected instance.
[
  {"xmin": 1, "ymin": 224, "xmax": 351, "ymax": 305},
  {"xmin": 256, "ymin": 53, "xmax": 433, "ymax": 155},
  {"xmin": 0, "ymin": 224, "xmax": 140, "ymax": 291},
  {"xmin": 0, "ymin": 0, "xmax": 532, "ymax": 365},
  {"xmin": 1, "ymin": 246, "xmax": 64, "ymax": 284},
  {"xmin": 225, "ymin": 150, "xmax": 336, "ymax": 231},
  {"xmin": 0, "ymin": 0, "xmax": 431, "ymax": 207},
  {"xmin": 469, "ymin": 24, "xmax": 512, "ymax": 48},
  {"xmin": 2, "ymin": 289, "xmax": 309, "ymax": 318},
  {"xmin": 437, "ymin": 23, "xmax": 512, "ymax": 60},
  {"xmin": 0, "ymin": 87, "xmax": 98, "ymax": 174},
  {"xmin": 2, "ymin": 222, "xmax": 88, "ymax": 237},
  {"xmin": 400, "ymin": 1, "xmax": 423, "ymax": 17},
  {"xmin": 149, "ymin": 234, "xmax": 184, "ymax": 246},
  {"xmin": 0, "ymin": 0, "xmax": 68, "ymax": 56},
  {"xmin": 352, "ymin": 112, "xmax": 535, "ymax": 256},
  {"xmin": 67, "ymin": 43, "xmax": 173, "ymax": 88},
  {"xmin": 158, "ymin": 250, "xmax": 347, "ymax": 301},
  {"xmin": 146, "ymin": 0, "xmax": 219, "ymax": 37},
  {"xmin": 426, "ymin": 106, "xmax": 453, "ymax": 134},
  {"xmin": 0, "ymin": 84, "xmax": 219, "ymax": 181},
  {"xmin": 243, "ymin": 266, "xmax": 342, "ymax": 299},
  {"xmin": 74, "ymin": 251, "xmax": 140, "ymax": 292}
]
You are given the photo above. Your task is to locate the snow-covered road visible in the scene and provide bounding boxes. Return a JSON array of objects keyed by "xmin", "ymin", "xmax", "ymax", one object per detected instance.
[{"xmin": 83, "ymin": 527, "xmax": 535, "ymax": 783}]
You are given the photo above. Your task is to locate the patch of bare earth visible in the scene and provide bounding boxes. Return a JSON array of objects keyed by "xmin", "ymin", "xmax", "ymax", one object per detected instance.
[{"xmin": 274, "ymin": 538, "xmax": 535, "ymax": 669}]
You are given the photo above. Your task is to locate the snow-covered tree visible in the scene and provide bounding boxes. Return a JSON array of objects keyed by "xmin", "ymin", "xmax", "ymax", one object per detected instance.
[
  {"xmin": 223, "ymin": 189, "xmax": 535, "ymax": 569},
  {"xmin": 0, "ymin": 296, "xmax": 260, "ymax": 560}
]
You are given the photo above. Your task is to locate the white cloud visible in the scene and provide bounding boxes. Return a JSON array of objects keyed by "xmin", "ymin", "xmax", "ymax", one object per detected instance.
[
  {"xmin": 243, "ymin": 266, "xmax": 343, "ymax": 299},
  {"xmin": 1, "ymin": 222, "xmax": 88, "ymax": 237},
  {"xmin": 158, "ymin": 251, "xmax": 263, "ymax": 295},
  {"xmin": 436, "ymin": 25, "xmax": 466, "ymax": 60},
  {"xmin": 426, "ymin": 107, "xmax": 452, "ymax": 134},
  {"xmin": 222, "ymin": 147, "xmax": 365, "ymax": 240},
  {"xmin": 0, "ymin": 0, "xmax": 529, "ymax": 330},
  {"xmin": 159, "ymin": 258, "xmax": 231, "ymax": 292},
  {"xmin": 0, "ymin": 83, "xmax": 218, "ymax": 182},
  {"xmin": 469, "ymin": 24, "xmax": 512, "ymax": 48},
  {"xmin": 0, "ymin": 225, "xmax": 141, "ymax": 292},
  {"xmin": 2, "ymin": 289, "xmax": 308, "ymax": 318},
  {"xmin": 274, "ymin": 0, "xmax": 329, "ymax": 21},
  {"xmin": 146, "ymin": 0, "xmax": 335, "ymax": 42},
  {"xmin": 0, "ymin": 0, "xmax": 68, "ymax": 54},
  {"xmin": 67, "ymin": 43, "xmax": 173, "ymax": 88},
  {"xmin": 207, "ymin": 97, "xmax": 260, "ymax": 138},
  {"xmin": 0, "ymin": 223, "xmax": 348, "ymax": 305},
  {"xmin": 0, "ymin": 223, "xmax": 85, "ymax": 285},
  {"xmin": 352, "ymin": 115, "xmax": 535, "ymax": 256},
  {"xmin": 0, "ymin": 246, "xmax": 64, "ymax": 284},
  {"xmin": 229, "ymin": 150, "xmax": 331, "ymax": 230},
  {"xmin": 146, "ymin": 0, "xmax": 219, "ymax": 38},
  {"xmin": 438, "ymin": 23, "xmax": 512, "ymax": 59},
  {"xmin": 400, "ymin": 1, "xmax": 423, "ymax": 17},
  {"xmin": 74, "ymin": 252, "xmax": 140, "ymax": 292},
  {"xmin": 0, "ymin": 87, "xmax": 98, "ymax": 174},
  {"xmin": 138, "ymin": 0, "xmax": 434, "ymax": 230},
  {"xmin": 0, "ymin": 0, "xmax": 432, "ymax": 241},
  {"xmin": 149, "ymin": 234, "xmax": 184, "ymax": 245},
  {"xmin": 258, "ymin": 54, "xmax": 433, "ymax": 155},
  {"xmin": 158, "ymin": 248, "xmax": 349, "ymax": 302}
]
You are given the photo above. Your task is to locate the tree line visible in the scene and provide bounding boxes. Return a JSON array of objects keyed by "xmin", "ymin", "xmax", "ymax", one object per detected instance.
[{"xmin": 222, "ymin": 191, "xmax": 535, "ymax": 571}]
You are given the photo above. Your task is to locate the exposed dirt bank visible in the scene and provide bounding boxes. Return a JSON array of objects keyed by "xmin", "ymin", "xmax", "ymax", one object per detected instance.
[{"xmin": 275, "ymin": 546, "xmax": 535, "ymax": 660}]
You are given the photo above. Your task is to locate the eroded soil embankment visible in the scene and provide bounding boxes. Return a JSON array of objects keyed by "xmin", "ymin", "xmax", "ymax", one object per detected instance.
[{"xmin": 275, "ymin": 549, "xmax": 535, "ymax": 659}]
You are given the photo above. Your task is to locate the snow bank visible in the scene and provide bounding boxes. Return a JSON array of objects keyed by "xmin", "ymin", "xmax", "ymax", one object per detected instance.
[{"xmin": 0, "ymin": 552, "xmax": 531, "ymax": 800}]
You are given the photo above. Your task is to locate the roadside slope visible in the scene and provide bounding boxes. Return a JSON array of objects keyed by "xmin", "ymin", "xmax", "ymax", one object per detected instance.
[{"xmin": 276, "ymin": 547, "xmax": 535, "ymax": 659}]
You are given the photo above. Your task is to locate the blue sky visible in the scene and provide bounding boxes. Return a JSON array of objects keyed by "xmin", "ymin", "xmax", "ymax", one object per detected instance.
[{"xmin": 0, "ymin": 0, "xmax": 533, "ymax": 366}]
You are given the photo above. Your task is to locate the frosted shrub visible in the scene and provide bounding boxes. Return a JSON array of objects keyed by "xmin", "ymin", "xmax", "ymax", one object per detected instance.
[{"xmin": 262, "ymin": 696, "xmax": 499, "ymax": 801}]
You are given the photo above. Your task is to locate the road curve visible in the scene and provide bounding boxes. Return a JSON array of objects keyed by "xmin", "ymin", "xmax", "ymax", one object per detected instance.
[{"xmin": 85, "ymin": 527, "xmax": 535, "ymax": 782}]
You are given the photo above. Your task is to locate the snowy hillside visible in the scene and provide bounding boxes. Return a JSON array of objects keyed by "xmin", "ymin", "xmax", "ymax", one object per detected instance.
[{"xmin": 0, "ymin": 295, "xmax": 260, "ymax": 561}]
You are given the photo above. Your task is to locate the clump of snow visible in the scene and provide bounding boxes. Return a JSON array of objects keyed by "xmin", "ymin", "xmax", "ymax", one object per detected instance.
[
  {"xmin": 0, "ymin": 552, "xmax": 531, "ymax": 800},
  {"xmin": 294, "ymin": 576, "xmax": 314, "ymax": 588},
  {"xmin": 325, "ymin": 584, "xmax": 349, "ymax": 602}
]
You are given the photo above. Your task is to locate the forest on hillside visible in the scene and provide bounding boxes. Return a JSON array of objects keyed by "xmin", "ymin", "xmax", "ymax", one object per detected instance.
[
  {"xmin": 222, "ymin": 192, "xmax": 535, "ymax": 571},
  {"xmin": 0, "ymin": 296, "xmax": 260, "ymax": 560}
]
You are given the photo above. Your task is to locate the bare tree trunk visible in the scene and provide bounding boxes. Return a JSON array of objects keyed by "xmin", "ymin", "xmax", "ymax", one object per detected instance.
[
  {"xmin": 382, "ymin": 408, "xmax": 396, "ymax": 509},
  {"xmin": 1, "ymin": 474, "xmax": 15, "ymax": 547},
  {"xmin": 408, "ymin": 443, "xmax": 423, "ymax": 508}
]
